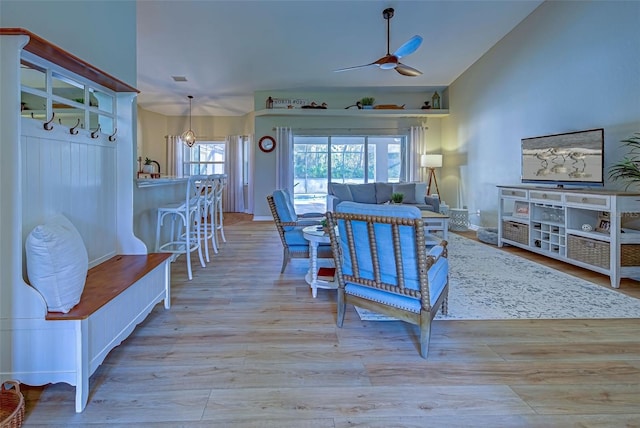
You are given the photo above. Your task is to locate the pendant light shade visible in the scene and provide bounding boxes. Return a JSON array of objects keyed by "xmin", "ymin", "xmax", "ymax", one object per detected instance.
[{"xmin": 182, "ymin": 95, "xmax": 196, "ymax": 147}]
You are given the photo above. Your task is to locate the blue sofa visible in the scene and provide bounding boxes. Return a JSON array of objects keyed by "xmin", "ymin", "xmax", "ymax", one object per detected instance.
[{"xmin": 327, "ymin": 182, "xmax": 440, "ymax": 213}]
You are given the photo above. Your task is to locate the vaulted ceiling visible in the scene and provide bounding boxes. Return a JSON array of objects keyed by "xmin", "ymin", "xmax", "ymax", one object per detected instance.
[{"xmin": 136, "ymin": 0, "xmax": 543, "ymax": 117}]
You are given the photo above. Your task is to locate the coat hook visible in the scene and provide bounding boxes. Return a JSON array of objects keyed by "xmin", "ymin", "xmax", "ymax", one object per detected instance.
[
  {"xmin": 108, "ymin": 128, "xmax": 117, "ymax": 142},
  {"xmin": 70, "ymin": 118, "xmax": 81, "ymax": 135},
  {"xmin": 43, "ymin": 112, "xmax": 55, "ymax": 131},
  {"xmin": 90, "ymin": 124, "xmax": 101, "ymax": 139}
]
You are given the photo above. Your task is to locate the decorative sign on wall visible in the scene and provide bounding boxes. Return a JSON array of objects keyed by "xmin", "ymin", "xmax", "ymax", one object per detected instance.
[{"xmin": 271, "ymin": 98, "xmax": 309, "ymax": 109}]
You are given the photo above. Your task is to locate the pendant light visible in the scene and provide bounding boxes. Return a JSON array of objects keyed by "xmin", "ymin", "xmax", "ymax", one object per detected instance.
[{"xmin": 182, "ymin": 95, "xmax": 196, "ymax": 147}]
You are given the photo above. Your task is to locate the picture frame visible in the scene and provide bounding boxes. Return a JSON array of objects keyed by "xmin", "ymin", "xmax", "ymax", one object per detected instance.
[
  {"xmin": 513, "ymin": 201, "xmax": 529, "ymax": 218},
  {"xmin": 595, "ymin": 211, "xmax": 611, "ymax": 233},
  {"xmin": 596, "ymin": 217, "xmax": 611, "ymax": 233}
]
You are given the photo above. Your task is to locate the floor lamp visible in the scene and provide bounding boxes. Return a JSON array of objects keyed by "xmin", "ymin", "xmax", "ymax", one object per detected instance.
[{"xmin": 421, "ymin": 154, "xmax": 442, "ymax": 200}]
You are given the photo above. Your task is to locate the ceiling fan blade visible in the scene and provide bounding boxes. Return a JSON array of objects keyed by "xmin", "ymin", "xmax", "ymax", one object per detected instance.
[
  {"xmin": 395, "ymin": 63, "xmax": 422, "ymax": 77},
  {"xmin": 333, "ymin": 62, "xmax": 377, "ymax": 73},
  {"xmin": 393, "ymin": 35, "xmax": 423, "ymax": 58}
]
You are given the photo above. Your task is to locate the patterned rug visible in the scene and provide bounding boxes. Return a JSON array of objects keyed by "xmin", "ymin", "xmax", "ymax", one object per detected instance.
[{"xmin": 356, "ymin": 233, "xmax": 640, "ymax": 320}]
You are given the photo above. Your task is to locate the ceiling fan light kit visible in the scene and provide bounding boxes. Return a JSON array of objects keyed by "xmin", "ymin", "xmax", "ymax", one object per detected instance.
[{"xmin": 334, "ymin": 7, "xmax": 423, "ymax": 77}]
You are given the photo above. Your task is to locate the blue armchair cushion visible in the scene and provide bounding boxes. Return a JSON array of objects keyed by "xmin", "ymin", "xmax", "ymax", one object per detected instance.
[
  {"xmin": 344, "ymin": 242, "xmax": 447, "ymax": 309},
  {"xmin": 336, "ymin": 202, "xmax": 423, "ymax": 289},
  {"xmin": 273, "ymin": 190, "xmax": 297, "ymax": 223},
  {"xmin": 348, "ymin": 183, "xmax": 377, "ymax": 204}
]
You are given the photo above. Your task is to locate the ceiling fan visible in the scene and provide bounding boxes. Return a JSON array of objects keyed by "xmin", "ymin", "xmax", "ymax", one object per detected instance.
[{"xmin": 334, "ymin": 7, "xmax": 423, "ymax": 77}]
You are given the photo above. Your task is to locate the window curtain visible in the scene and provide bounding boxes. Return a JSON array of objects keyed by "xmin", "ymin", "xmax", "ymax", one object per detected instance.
[
  {"xmin": 275, "ymin": 126, "xmax": 294, "ymax": 191},
  {"xmin": 409, "ymin": 126, "xmax": 428, "ymax": 182},
  {"xmin": 224, "ymin": 135, "xmax": 244, "ymax": 213},
  {"xmin": 165, "ymin": 135, "xmax": 184, "ymax": 177}
]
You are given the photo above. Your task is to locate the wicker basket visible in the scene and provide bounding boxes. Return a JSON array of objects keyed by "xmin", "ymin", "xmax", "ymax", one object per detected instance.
[
  {"xmin": 621, "ymin": 244, "xmax": 640, "ymax": 266},
  {"xmin": 502, "ymin": 221, "xmax": 528, "ymax": 245},
  {"xmin": 0, "ymin": 381, "xmax": 24, "ymax": 428},
  {"xmin": 567, "ymin": 235, "xmax": 609, "ymax": 269}
]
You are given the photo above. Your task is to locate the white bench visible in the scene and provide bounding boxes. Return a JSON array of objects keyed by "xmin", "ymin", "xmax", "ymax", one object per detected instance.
[{"xmin": 42, "ymin": 254, "xmax": 171, "ymax": 412}]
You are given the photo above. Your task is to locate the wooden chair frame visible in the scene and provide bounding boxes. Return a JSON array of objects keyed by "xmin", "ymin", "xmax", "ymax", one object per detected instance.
[
  {"xmin": 326, "ymin": 211, "xmax": 449, "ymax": 358},
  {"xmin": 266, "ymin": 194, "xmax": 332, "ymax": 273}
]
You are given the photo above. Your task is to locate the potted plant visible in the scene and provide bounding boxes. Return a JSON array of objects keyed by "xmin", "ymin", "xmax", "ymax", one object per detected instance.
[
  {"xmin": 320, "ymin": 218, "xmax": 331, "ymax": 234},
  {"xmin": 391, "ymin": 192, "xmax": 404, "ymax": 204},
  {"xmin": 609, "ymin": 132, "xmax": 640, "ymax": 189},
  {"xmin": 360, "ymin": 97, "xmax": 375, "ymax": 109},
  {"xmin": 142, "ymin": 157, "xmax": 154, "ymax": 173}
]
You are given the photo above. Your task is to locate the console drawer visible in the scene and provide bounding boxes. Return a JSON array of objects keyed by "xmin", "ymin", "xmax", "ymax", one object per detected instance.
[
  {"xmin": 565, "ymin": 193, "xmax": 610, "ymax": 209},
  {"xmin": 500, "ymin": 188, "xmax": 528, "ymax": 199}
]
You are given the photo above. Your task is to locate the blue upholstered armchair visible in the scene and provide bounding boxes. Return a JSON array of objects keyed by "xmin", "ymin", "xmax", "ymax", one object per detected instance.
[
  {"xmin": 267, "ymin": 189, "xmax": 333, "ymax": 273},
  {"xmin": 326, "ymin": 201, "xmax": 449, "ymax": 358}
]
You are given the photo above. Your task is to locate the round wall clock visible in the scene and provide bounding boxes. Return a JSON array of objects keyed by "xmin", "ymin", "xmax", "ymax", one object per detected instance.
[{"xmin": 258, "ymin": 136, "xmax": 276, "ymax": 153}]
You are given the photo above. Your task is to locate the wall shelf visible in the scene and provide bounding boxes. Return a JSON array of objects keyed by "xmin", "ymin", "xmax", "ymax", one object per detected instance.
[{"xmin": 254, "ymin": 108, "xmax": 449, "ymax": 118}]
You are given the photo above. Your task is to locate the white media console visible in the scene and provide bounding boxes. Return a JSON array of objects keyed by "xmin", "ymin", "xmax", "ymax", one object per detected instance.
[{"xmin": 498, "ymin": 185, "xmax": 640, "ymax": 288}]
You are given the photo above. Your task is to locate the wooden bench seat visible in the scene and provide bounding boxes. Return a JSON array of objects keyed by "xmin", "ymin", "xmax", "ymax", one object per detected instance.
[
  {"xmin": 30, "ymin": 253, "xmax": 171, "ymax": 412},
  {"xmin": 46, "ymin": 253, "xmax": 171, "ymax": 321}
]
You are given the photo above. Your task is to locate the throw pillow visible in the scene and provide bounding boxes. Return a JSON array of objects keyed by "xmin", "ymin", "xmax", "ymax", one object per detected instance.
[
  {"xmin": 375, "ymin": 182, "xmax": 393, "ymax": 204},
  {"xmin": 25, "ymin": 214, "xmax": 89, "ymax": 313},
  {"xmin": 349, "ymin": 183, "xmax": 377, "ymax": 204},
  {"xmin": 329, "ymin": 183, "xmax": 353, "ymax": 202},
  {"xmin": 414, "ymin": 182, "xmax": 428, "ymax": 202},
  {"xmin": 392, "ymin": 183, "xmax": 417, "ymax": 204}
]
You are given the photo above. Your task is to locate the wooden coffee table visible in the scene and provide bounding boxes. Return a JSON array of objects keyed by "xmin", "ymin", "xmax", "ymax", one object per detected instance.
[{"xmin": 420, "ymin": 210, "xmax": 449, "ymax": 244}]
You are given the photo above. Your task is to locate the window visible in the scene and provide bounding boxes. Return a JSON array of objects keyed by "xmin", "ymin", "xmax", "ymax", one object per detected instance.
[
  {"xmin": 183, "ymin": 141, "xmax": 225, "ymax": 176},
  {"xmin": 293, "ymin": 134, "xmax": 407, "ymax": 213}
]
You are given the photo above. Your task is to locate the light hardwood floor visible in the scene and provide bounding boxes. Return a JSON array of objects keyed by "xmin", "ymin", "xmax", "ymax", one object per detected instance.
[{"xmin": 19, "ymin": 215, "xmax": 640, "ymax": 427}]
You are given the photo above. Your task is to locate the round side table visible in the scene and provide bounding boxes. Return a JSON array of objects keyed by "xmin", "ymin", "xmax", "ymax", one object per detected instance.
[{"xmin": 449, "ymin": 208, "xmax": 469, "ymax": 231}]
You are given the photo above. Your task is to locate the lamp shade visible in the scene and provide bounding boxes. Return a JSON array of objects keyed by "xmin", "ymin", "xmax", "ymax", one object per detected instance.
[{"xmin": 421, "ymin": 154, "xmax": 443, "ymax": 168}]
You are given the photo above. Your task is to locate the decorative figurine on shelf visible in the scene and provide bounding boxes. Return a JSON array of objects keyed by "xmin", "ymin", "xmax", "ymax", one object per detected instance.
[
  {"xmin": 431, "ymin": 91, "xmax": 441, "ymax": 109},
  {"xmin": 345, "ymin": 101, "xmax": 362, "ymax": 109},
  {"xmin": 421, "ymin": 101, "xmax": 432, "ymax": 110},
  {"xmin": 301, "ymin": 102, "xmax": 328, "ymax": 109},
  {"xmin": 266, "ymin": 96, "xmax": 273, "ymax": 109}
]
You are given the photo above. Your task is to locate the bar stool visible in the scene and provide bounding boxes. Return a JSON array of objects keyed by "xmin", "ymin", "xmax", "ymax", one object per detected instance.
[
  {"xmin": 212, "ymin": 174, "xmax": 227, "ymax": 249},
  {"xmin": 197, "ymin": 174, "xmax": 216, "ymax": 262},
  {"xmin": 155, "ymin": 176, "xmax": 206, "ymax": 280}
]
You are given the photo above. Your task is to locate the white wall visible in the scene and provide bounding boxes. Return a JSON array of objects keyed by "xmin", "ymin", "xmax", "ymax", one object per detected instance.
[
  {"xmin": 0, "ymin": 0, "xmax": 137, "ymax": 87},
  {"xmin": 442, "ymin": 0, "xmax": 640, "ymax": 228}
]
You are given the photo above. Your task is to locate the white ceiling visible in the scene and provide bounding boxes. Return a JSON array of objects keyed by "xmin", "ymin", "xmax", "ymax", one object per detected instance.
[{"xmin": 136, "ymin": 0, "xmax": 543, "ymax": 117}]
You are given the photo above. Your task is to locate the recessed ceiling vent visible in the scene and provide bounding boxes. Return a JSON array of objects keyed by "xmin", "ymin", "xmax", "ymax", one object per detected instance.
[{"xmin": 172, "ymin": 76, "xmax": 188, "ymax": 82}]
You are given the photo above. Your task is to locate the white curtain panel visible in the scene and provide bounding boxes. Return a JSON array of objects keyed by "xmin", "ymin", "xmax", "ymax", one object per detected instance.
[
  {"xmin": 165, "ymin": 135, "xmax": 184, "ymax": 177},
  {"xmin": 275, "ymin": 126, "xmax": 294, "ymax": 191},
  {"xmin": 410, "ymin": 126, "xmax": 428, "ymax": 182},
  {"xmin": 224, "ymin": 135, "xmax": 244, "ymax": 213},
  {"xmin": 246, "ymin": 134, "xmax": 254, "ymax": 214}
]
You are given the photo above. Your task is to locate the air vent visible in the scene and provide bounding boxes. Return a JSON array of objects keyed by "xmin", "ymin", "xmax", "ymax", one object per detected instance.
[{"xmin": 172, "ymin": 76, "xmax": 188, "ymax": 82}]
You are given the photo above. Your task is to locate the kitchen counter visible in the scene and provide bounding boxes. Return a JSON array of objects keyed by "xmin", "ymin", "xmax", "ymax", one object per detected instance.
[{"xmin": 136, "ymin": 177, "xmax": 189, "ymax": 188}]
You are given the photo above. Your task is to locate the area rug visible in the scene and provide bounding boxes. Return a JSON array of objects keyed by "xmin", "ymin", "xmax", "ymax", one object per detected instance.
[{"xmin": 356, "ymin": 233, "xmax": 640, "ymax": 321}]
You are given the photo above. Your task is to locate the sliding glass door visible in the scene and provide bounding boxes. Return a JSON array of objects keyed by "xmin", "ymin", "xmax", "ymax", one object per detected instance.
[{"xmin": 293, "ymin": 135, "xmax": 407, "ymax": 213}]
